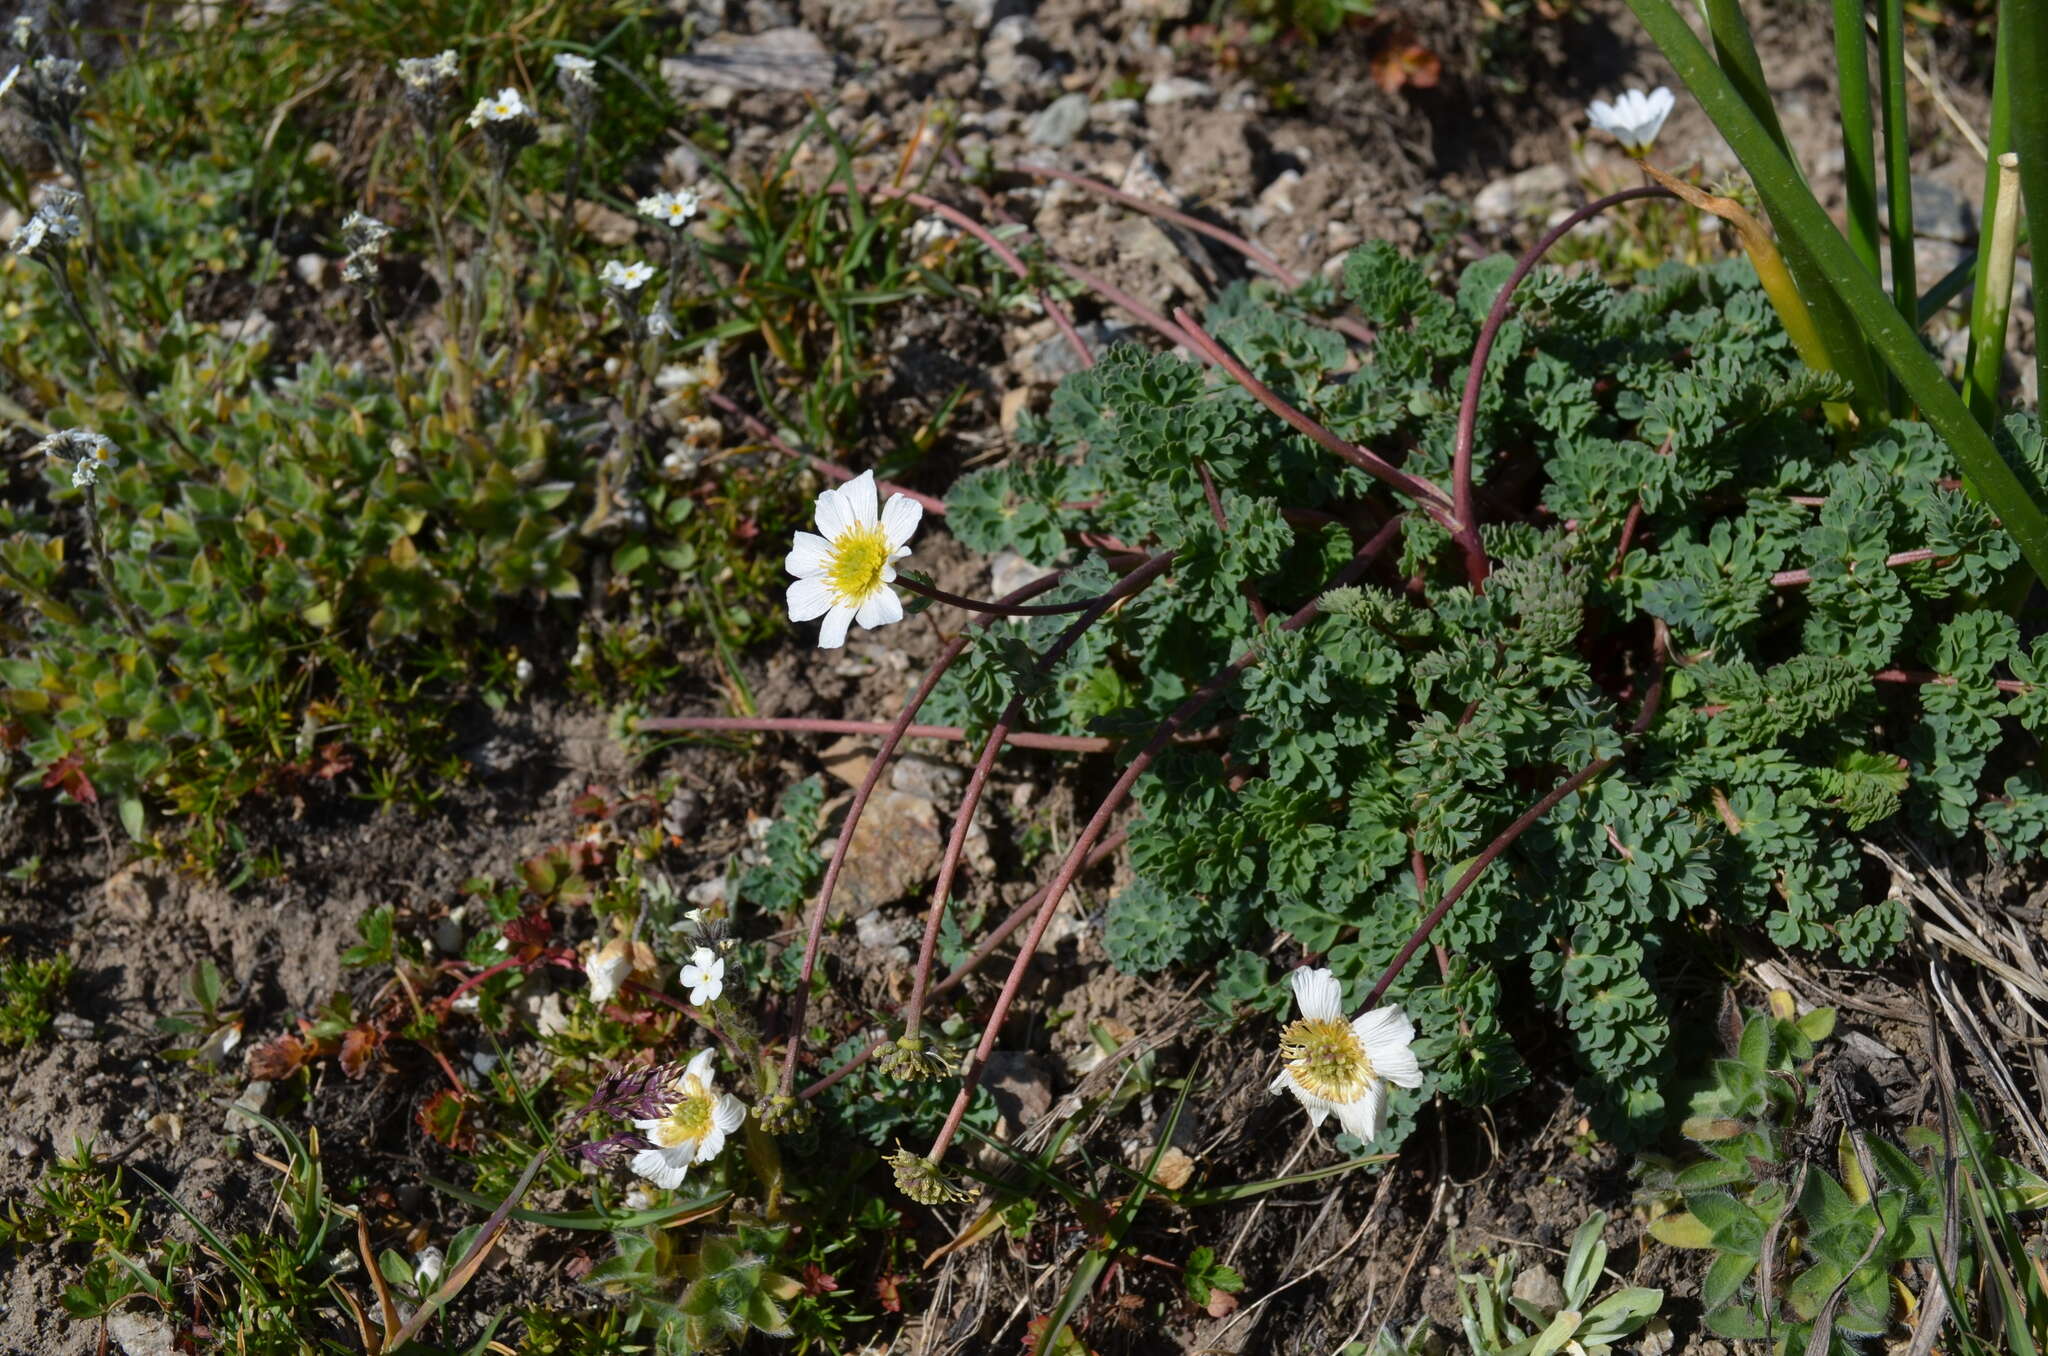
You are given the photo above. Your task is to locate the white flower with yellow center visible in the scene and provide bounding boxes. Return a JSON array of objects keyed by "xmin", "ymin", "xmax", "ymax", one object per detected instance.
[
  {"xmin": 785, "ymin": 470, "xmax": 921, "ymax": 649},
  {"xmin": 1587, "ymin": 87, "xmax": 1676, "ymax": 158},
  {"xmin": 600, "ymin": 258, "xmax": 654, "ymax": 291},
  {"xmin": 629, "ymin": 1048, "xmax": 747, "ymax": 1189},
  {"xmin": 680, "ymin": 947, "xmax": 724, "ymax": 1006},
  {"xmin": 637, "ymin": 188, "xmax": 701, "ymax": 228},
  {"xmin": 466, "ymin": 87, "xmax": 528, "ymax": 128},
  {"xmin": 1270, "ymin": 967, "xmax": 1422, "ymax": 1144}
]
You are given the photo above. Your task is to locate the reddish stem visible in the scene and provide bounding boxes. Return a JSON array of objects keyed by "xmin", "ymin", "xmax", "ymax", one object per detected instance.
[
  {"xmin": 1610, "ymin": 498, "xmax": 1645, "ymax": 579},
  {"xmin": 1768, "ymin": 548, "xmax": 1941, "ymax": 588},
  {"xmin": 1450, "ymin": 186, "xmax": 1678, "ymax": 588},
  {"xmin": 922, "ymin": 515, "xmax": 1409, "ymax": 1166},
  {"xmin": 773, "ymin": 568, "xmax": 1070, "ymax": 1099},
  {"xmin": 896, "ymin": 571, "xmax": 1136, "ymax": 616},
  {"xmin": 1873, "ymin": 667, "xmax": 2030, "ymax": 694},
  {"xmin": 900, "ymin": 552, "xmax": 1179, "ymax": 1047},
  {"xmin": 797, "ymin": 830, "xmax": 1132, "ymax": 1101},
  {"xmin": 1172, "ymin": 306, "xmax": 1456, "ymax": 522},
  {"xmin": 636, "ymin": 714, "xmax": 1118, "ymax": 752}
]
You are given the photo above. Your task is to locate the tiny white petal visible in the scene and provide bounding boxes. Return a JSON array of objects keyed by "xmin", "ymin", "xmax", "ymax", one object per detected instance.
[
  {"xmin": 853, "ymin": 589, "xmax": 901, "ymax": 630},
  {"xmin": 786, "ymin": 531, "xmax": 832, "ymax": 576},
  {"xmin": 816, "ymin": 606, "xmax": 854, "ymax": 649},
  {"xmin": 843, "ymin": 470, "xmax": 879, "ymax": 527},
  {"xmin": 787, "ymin": 575, "xmax": 833, "ymax": 622},
  {"xmin": 880, "ymin": 493, "xmax": 923, "ymax": 549},
  {"xmin": 813, "ymin": 484, "xmax": 855, "ymax": 539},
  {"xmin": 1289, "ymin": 966, "xmax": 1345, "ymax": 1022}
]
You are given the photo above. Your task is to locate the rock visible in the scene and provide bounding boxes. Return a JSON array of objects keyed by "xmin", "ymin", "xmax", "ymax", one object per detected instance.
[
  {"xmin": 1892, "ymin": 175, "xmax": 1974, "ymax": 243},
  {"xmin": 990, "ymin": 550, "xmax": 1044, "ymax": 599},
  {"xmin": 101, "ymin": 858, "xmax": 167, "ymax": 923},
  {"xmin": 1020, "ymin": 319, "xmax": 1132, "ymax": 385},
  {"xmin": 146, "ymin": 1111, "xmax": 183, "ymax": 1145},
  {"xmin": 222, "ymin": 309, "xmax": 274, "ymax": 347},
  {"xmin": 881, "ymin": 5, "xmax": 945, "ymax": 52},
  {"xmin": 835, "ymin": 789, "xmax": 942, "ymax": 914},
  {"xmin": 1090, "ymin": 98, "xmax": 1142, "ymax": 127},
  {"xmin": 52, "ymin": 1012, "xmax": 94, "ymax": 1041},
  {"xmin": 107, "ymin": 1312, "xmax": 178, "ymax": 1356},
  {"xmin": 999, "ymin": 387, "xmax": 1033, "ymax": 436},
  {"xmin": 535, "ymin": 992, "xmax": 570, "ymax": 1038},
  {"xmin": 892, "ymin": 755, "xmax": 965, "ymax": 804},
  {"xmin": 9, "ymin": 1133, "xmax": 44, "ymax": 1159},
  {"xmin": 660, "ymin": 28, "xmax": 834, "ymax": 95},
  {"xmin": 981, "ymin": 1050, "xmax": 1056, "ymax": 1133},
  {"xmin": 224, "ymin": 1079, "xmax": 272, "ymax": 1133},
  {"xmin": 1144, "ymin": 76, "xmax": 1213, "ymax": 106},
  {"xmin": 981, "ymin": 15, "xmax": 1042, "ymax": 88},
  {"xmin": 854, "ymin": 909, "xmax": 913, "ymax": 965},
  {"xmin": 820, "ymin": 735, "xmax": 874, "ymax": 789},
  {"xmin": 1030, "ymin": 92, "xmax": 1091, "ymax": 149},
  {"xmin": 1257, "ymin": 168, "xmax": 1302, "ymax": 218},
  {"xmin": 293, "ymin": 253, "xmax": 328, "ymax": 289},
  {"xmin": 1511, "ymin": 1263, "xmax": 1566, "ymax": 1313},
  {"xmin": 1473, "ymin": 163, "xmax": 1572, "ymax": 227}
]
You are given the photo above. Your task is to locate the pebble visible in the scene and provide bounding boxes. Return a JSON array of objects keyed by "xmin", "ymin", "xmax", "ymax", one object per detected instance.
[
  {"xmin": 52, "ymin": 1012, "xmax": 94, "ymax": 1040},
  {"xmin": 835, "ymin": 789, "xmax": 941, "ymax": 915},
  {"xmin": 1030, "ymin": 92, "xmax": 1091, "ymax": 149},
  {"xmin": 1472, "ymin": 163, "xmax": 1571, "ymax": 226},
  {"xmin": 293, "ymin": 253, "xmax": 328, "ymax": 289},
  {"xmin": 224, "ymin": 1080, "xmax": 271, "ymax": 1133},
  {"xmin": 1144, "ymin": 76, "xmax": 1214, "ymax": 106},
  {"xmin": 891, "ymin": 755, "xmax": 965, "ymax": 804},
  {"xmin": 660, "ymin": 27, "xmax": 834, "ymax": 95}
]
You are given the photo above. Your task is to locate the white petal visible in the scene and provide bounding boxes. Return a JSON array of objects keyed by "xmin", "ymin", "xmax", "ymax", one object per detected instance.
[
  {"xmin": 630, "ymin": 1146, "xmax": 690, "ymax": 1189},
  {"xmin": 880, "ymin": 493, "xmax": 922, "ymax": 549},
  {"xmin": 1588, "ymin": 98, "xmax": 1617, "ymax": 131},
  {"xmin": 787, "ymin": 575, "xmax": 833, "ymax": 622},
  {"xmin": 1356, "ymin": 1006, "xmax": 1424, "ymax": 1088},
  {"xmin": 684, "ymin": 1048, "xmax": 718, "ymax": 1085},
  {"xmin": 854, "ymin": 588, "xmax": 903, "ymax": 631},
  {"xmin": 816, "ymin": 606, "xmax": 853, "ymax": 649},
  {"xmin": 712, "ymin": 1093, "xmax": 747, "ymax": 1135},
  {"xmin": 1289, "ymin": 967, "xmax": 1345, "ymax": 1022},
  {"xmin": 786, "ymin": 531, "xmax": 832, "ymax": 576},
  {"xmin": 693, "ymin": 1123, "xmax": 727, "ymax": 1163},
  {"xmin": 630, "ymin": 1116, "xmax": 665, "ymax": 1133},
  {"xmin": 814, "ymin": 484, "xmax": 854, "ymax": 539},
  {"xmin": 842, "ymin": 469, "xmax": 879, "ymax": 527},
  {"xmin": 1269, "ymin": 1069, "xmax": 1292, "ymax": 1096},
  {"xmin": 1334, "ymin": 1082, "xmax": 1387, "ymax": 1144}
]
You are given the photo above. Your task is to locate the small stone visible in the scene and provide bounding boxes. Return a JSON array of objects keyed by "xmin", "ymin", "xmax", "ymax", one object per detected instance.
[
  {"xmin": 1030, "ymin": 92, "xmax": 1091, "ymax": 148},
  {"xmin": 222, "ymin": 310, "xmax": 274, "ymax": 347},
  {"xmin": 1511, "ymin": 1263, "xmax": 1566, "ymax": 1313},
  {"xmin": 101, "ymin": 858, "xmax": 167, "ymax": 923},
  {"xmin": 835, "ymin": 789, "xmax": 942, "ymax": 915},
  {"xmin": 1144, "ymin": 76, "xmax": 1214, "ymax": 106},
  {"xmin": 1473, "ymin": 163, "xmax": 1572, "ymax": 227},
  {"xmin": 881, "ymin": 5, "xmax": 945, "ymax": 52},
  {"xmin": 661, "ymin": 28, "xmax": 834, "ymax": 95},
  {"xmin": 224, "ymin": 1079, "xmax": 272, "ymax": 1133},
  {"xmin": 686, "ymin": 876, "xmax": 728, "ymax": 907},
  {"xmin": 1910, "ymin": 176, "xmax": 1974, "ymax": 243},
  {"xmin": 535, "ymin": 992, "xmax": 570, "ymax": 1038},
  {"xmin": 990, "ymin": 550, "xmax": 1045, "ymax": 599},
  {"xmin": 52, "ymin": 1012, "xmax": 94, "ymax": 1040},
  {"xmin": 10, "ymin": 1134, "xmax": 44, "ymax": 1160},
  {"xmin": 854, "ymin": 909, "xmax": 913, "ymax": 965},
  {"xmin": 145, "ymin": 1112, "xmax": 183, "ymax": 1145},
  {"xmin": 892, "ymin": 755, "xmax": 965, "ymax": 804},
  {"xmin": 293, "ymin": 253, "xmax": 328, "ymax": 289},
  {"xmin": 981, "ymin": 1050, "xmax": 1056, "ymax": 1134},
  {"xmin": 1020, "ymin": 319, "xmax": 1131, "ymax": 385},
  {"xmin": 1090, "ymin": 98, "xmax": 1141, "ymax": 127},
  {"xmin": 820, "ymin": 735, "xmax": 874, "ymax": 789},
  {"xmin": 107, "ymin": 1312, "xmax": 178, "ymax": 1356},
  {"xmin": 1258, "ymin": 169, "xmax": 1302, "ymax": 218},
  {"xmin": 999, "ymin": 387, "xmax": 1033, "ymax": 436}
]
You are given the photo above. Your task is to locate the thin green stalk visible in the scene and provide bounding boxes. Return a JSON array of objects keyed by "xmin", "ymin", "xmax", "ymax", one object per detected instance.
[
  {"xmin": 1703, "ymin": 0, "xmax": 1797, "ymax": 163},
  {"xmin": 1624, "ymin": 0, "xmax": 2048, "ymax": 591},
  {"xmin": 1830, "ymin": 0, "xmax": 1881, "ymax": 280},
  {"xmin": 1877, "ymin": 0, "xmax": 1916, "ymax": 333},
  {"xmin": 81, "ymin": 484, "xmax": 150, "ymax": 647},
  {"xmin": 1965, "ymin": 154, "xmax": 2023, "ymax": 425},
  {"xmin": 2005, "ymin": 0, "xmax": 2048, "ymax": 405}
]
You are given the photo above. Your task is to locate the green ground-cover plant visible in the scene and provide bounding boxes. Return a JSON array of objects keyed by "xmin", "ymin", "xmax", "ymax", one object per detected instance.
[
  {"xmin": 0, "ymin": 944, "xmax": 72, "ymax": 1046},
  {"xmin": 1642, "ymin": 993, "xmax": 2048, "ymax": 1350}
]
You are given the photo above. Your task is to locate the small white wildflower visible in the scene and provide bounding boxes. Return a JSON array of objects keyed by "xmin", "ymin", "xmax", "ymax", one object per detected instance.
[
  {"xmin": 33, "ymin": 428, "xmax": 114, "ymax": 487},
  {"xmin": 396, "ymin": 50, "xmax": 457, "ymax": 90},
  {"xmin": 553, "ymin": 52, "xmax": 596, "ymax": 85},
  {"xmin": 0, "ymin": 64, "xmax": 18, "ymax": 101},
  {"xmin": 680, "ymin": 947, "xmax": 725, "ymax": 1006},
  {"xmin": 14, "ymin": 190, "xmax": 80, "ymax": 259},
  {"xmin": 785, "ymin": 469, "xmax": 922, "ymax": 649},
  {"xmin": 636, "ymin": 188, "xmax": 701, "ymax": 228},
  {"xmin": 513, "ymin": 657, "xmax": 534, "ymax": 685},
  {"xmin": 643, "ymin": 308, "xmax": 674, "ymax": 340},
  {"xmin": 571, "ymin": 638, "xmax": 592, "ymax": 668},
  {"xmin": 466, "ymin": 86, "xmax": 527, "ymax": 128},
  {"xmin": 585, "ymin": 937, "xmax": 634, "ymax": 1005},
  {"xmin": 628, "ymin": 1049, "xmax": 747, "ymax": 1189},
  {"xmin": 340, "ymin": 210, "xmax": 392, "ymax": 253},
  {"xmin": 622, "ymin": 1185, "xmax": 655, "ymax": 1211},
  {"xmin": 599, "ymin": 258, "xmax": 654, "ymax": 291},
  {"xmin": 9, "ymin": 16, "xmax": 32, "ymax": 49},
  {"xmin": 1270, "ymin": 967, "xmax": 1423, "ymax": 1145},
  {"xmin": 1587, "ymin": 86, "xmax": 1676, "ymax": 157},
  {"xmin": 412, "ymin": 1245, "xmax": 445, "ymax": 1292},
  {"xmin": 13, "ymin": 212, "xmax": 48, "ymax": 256},
  {"xmin": 683, "ymin": 908, "xmax": 704, "ymax": 924}
]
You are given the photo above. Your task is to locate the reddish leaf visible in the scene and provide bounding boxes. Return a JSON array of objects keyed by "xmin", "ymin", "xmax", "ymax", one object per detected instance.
[
  {"xmin": 338, "ymin": 1025, "xmax": 382, "ymax": 1079},
  {"xmin": 503, "ymin": 911, "xmax": 554, "ymax": 951},
  {"xmin": 417, "ymin": 1089, "xmax": 474, "ymax": 1151},
  {"xmin": 41, "ymin": 752, "xmax": 97, "ymax": 805},
  {"xmin": 312, "ymin": 742, "xmax": 354, "ymax": 780},
  {"xmin": 1369, "ymin": 31, "xmax": 1441, "ymax": 93},
  {"xmin": 247, "ymin": 1033, "xmax": 314, "ymax": 1081},
  {"xmin": 800, "ymin": 1263, "xmax": 840, "ymax": 1296},
  {"xmin": 874, "ymin": 1273, "xmax": 904, "ymax": 1314}
]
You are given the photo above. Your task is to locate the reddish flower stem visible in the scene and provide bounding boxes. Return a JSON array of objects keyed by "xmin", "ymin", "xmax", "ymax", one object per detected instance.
[
  {"xmin": 1450, "ymin": 186, "xmax": 1678, "ymax": 588},
  {"xmin": 1173, "ymin": 306, "xmax": 1457, "ymax": 523},
  {"xmin": 1873, "ymin": 667, "xmax": 2030, "ymax": 693},
  {"xmin": 773, "ymin": 568, "xmax": 1070, "ymax": 1100},
  {"xmin": 797, "ymin": 830, "xmax": 1131, "ymax": 1101},
  {"xmin": 896, "ymin": 570, "xmax": 1138, "ymax": 616},
  {"xmin": 1768, "ymin": 548, "xmax": 1941, "ymax": 588},
  {"xmin": 921, "ymin": 515, "xmax": 1409, "ymax": 1167},
  {"xmin": 636, "ymin": 714, "xmax": 1118, "ymax": 752},
  {"xmin": 1360, "ymin": 638, "xmax": 1668, "ymax": 1010},
  {"xmin": 899, "ymin": 552, "xmax": 1179, "ymax": 1049}
]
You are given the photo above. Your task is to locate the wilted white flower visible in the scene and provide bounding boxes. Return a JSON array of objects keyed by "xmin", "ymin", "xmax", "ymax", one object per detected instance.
[
  {"xmin": 14, "ymin": 188, "xmax": 80, "ymax": 258},
  {"xmin": 33, "ymin": 428, "xmax": 115, "ymax": 487},
  {"xmin": 785, "ymin": 469, "xmax": 921, "ymax": 649},
  {"xmin": 395, "ymin": 50, "xmax": 458, "ymax": 91},
  {"xmin": 340, "ymin": 210, "xmax": 392, "ymax": 253},
  {"xmin": 1587, "ymin": 86, "xmax": 1676, "ymax": 157},
  {"xmin": 628, "ymin": 1048, "xmax": 747, "ymax": 1189},
  {"xmin": 599, "ymin": 258, "xmax": 654, "ymax": 291},
  {"xmin": 466, "ymin": 86, "xmax": 527, "ymax": 128},
  {"xmin": 412, "ymin": 1245, "xmax": 445, "ymax": 1292},
  {"xmin": 1270, "ymin": 968, "xmax": 1422, "ymax": 1145},
  {"xmin": 553, "ymin": 52, "xmax": 596, "ymax": 86},
  {"xmin": 680, "ymin": 947, "xmax": 724, "ymax": 1006},
  {"xmin": 643, "ymin": 308, "xmax": 674, "ymax": 340},
  {"xmin": 585, "ymin": 935, "xmax": 653, "ymax": 1005},
  {"xmin": 636, "ymin": 188, "xmax": 700, "ymax": 228},
  {"xmin": 513, "ymin": 657, "xmax": 534, "ymax": 685}
]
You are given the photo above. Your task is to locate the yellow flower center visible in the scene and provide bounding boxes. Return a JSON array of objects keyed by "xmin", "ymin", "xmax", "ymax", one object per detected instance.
[
  {"xmin": 824, "ymin": 522, "xmax": 893, "ymax": 604},
  {"xmin": 1279, "ymin": 1017, "xmax": 1376, "ymax": 1103},
  {"xmin": 649, "ymin": 1077, "xmax": 713, "ymax": 1148}
]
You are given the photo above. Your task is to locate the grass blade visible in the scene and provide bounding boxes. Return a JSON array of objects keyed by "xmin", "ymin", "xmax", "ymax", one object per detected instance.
[
  {"xmin": 2002, "ymin": 0, "xmax": 2048, "ymax": 406},
  {"xmin": 1623, "ymin": 0, "xmax": 2048, "ymax": 591},
  {"xmin": 1702, "ymin": 0, "xmax": 1796, "ymax": 164},
  {"xmin": 1966, "ymin": 154, "xmax": 2024, "ymax": 425},
  {"xmin": 1876, "ymin": 0, "xmax": 1917, "ymax": 337},
  {"xmin": 1830, "ymin": 0, "xmax": 1881, "ymax": 280}
]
